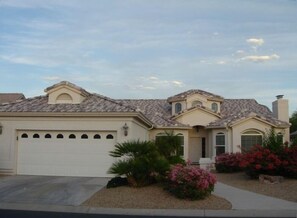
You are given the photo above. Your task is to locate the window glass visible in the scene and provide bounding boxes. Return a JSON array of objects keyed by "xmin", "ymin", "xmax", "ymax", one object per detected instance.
[
  {"xmin": 211, "ymin": 103, "xmax": 218, "ymax": 112},
  {"xmin": 106, "ymin": 134, "xmax": 114, "ymax": 139},
  {"xmin": 216, "ymin": 133, "xmax": 225, "ymax": 145},
  {"xmin": 177, "ymin": 134, "xmax": 184, "ymax": 156},
  {"xmin": 45, "ymin": 134, "xmax": 51, "ymax": 139},
  {"xmin": 94, "ymin": 134, "xmax": 101, "ymax": 139},
  {"xmin": 33, "ymin": 134, "xmax": 40, "ymax": 138},
  {"xmin": 241, "ymin": 130, "xmax": 262, "ymax": 152},
  {"xmin": 175, "ymin": 103, "xmax": 182, "ymax": 113},
  {"xmin": 216, "ymin": 147, "xmax": 225, "ymax": 156},
  {"xmin": 57, "ymin": 134, "xmax": 64, "ymax": 139},
  {"xmin": 277, "ymin": 133, "xmax": 283, "ymax": 144},
  {"xmin": 81, "ymin": 134, "xmax": 88, "ymax": 139},
  {"xmin": 21, "ymin": 133, "xmax": 28, "ymax": 138},
  {"xmin": 69, "ymin": 134, "xmax": 76, "ymax": 139}
]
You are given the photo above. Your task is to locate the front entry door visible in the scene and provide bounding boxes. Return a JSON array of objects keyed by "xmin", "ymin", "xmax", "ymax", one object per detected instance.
[{"xmin": 189, "ymin": 137, "xmax": 201, "ymax": 163}]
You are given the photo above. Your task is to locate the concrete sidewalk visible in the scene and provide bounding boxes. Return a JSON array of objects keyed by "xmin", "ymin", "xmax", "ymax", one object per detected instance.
[
  {"xmin": 214, "ymin": 182, "xmax": 297, "ymax": 210},
  {"xmin": 0, "ymin": 180, "xmax": 297, "ymax": 217},
  {"xmin": 0, "ymin": 203, "xmax": 296, "ymax": 217}
]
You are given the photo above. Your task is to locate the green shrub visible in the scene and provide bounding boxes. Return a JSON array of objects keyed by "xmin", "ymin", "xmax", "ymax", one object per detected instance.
[
  {"xmin": 108, "ymin": 140, "xmax": 170, "ymax": 187},
  {"xmin": 262, "ymin": 128, "xmax": 284, "ymax": 153},
  {"xmin": 155, "ymin": 131, "xmax": 184, "ymax": 164}
]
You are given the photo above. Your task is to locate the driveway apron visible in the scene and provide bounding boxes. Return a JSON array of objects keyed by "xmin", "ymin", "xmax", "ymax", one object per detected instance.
[{"xmin": 0, "ymin": 176, "xmax": 109, "ymax": 206}]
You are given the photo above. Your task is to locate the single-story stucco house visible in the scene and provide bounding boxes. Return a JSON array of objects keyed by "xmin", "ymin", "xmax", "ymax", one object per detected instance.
[{"xmin": 0, "ymin": 81, "xmax": 290, "ymax": 177}]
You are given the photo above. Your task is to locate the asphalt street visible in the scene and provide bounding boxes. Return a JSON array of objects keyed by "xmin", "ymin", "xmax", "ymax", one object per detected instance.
[{"xmin": 2, "ymin": 209, "xmax": 292, "ymax": 218}]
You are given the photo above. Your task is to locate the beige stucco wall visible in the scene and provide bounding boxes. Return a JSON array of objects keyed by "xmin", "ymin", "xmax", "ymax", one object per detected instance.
[
  {"xmin": 231, "ymin": 118, "xmax": 288, "ymax": 153},
  {"xmin": 208, "ymin": 118, "xmax": 290, "ymax": 158},
  {"xmin": 0, "ymin": 116, "xmax": 148, "ymax": 174},
  {"xmin": 175, "ymin": 109, "xmax": 219, "ymax": 127},
  {"xmin": 186, "ymin": 94, "xmax": 208, "ymax": 108},
  {"xmin": 47, "ymin": 87, "xmax": 86, "ymax": 104}
]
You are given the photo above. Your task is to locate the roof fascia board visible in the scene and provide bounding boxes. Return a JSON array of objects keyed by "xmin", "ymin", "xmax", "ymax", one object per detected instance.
[
  {"xmin": 0, "ymin": 111, "xmax": 154, "ymax": 128},
  {"xmin": 154, "ymin": 126, "xmax": 192, "ymax": 130}
]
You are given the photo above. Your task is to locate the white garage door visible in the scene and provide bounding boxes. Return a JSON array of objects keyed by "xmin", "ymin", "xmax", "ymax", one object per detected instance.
[{"xmin": 17, "ymin": 131, "xmax": 116, "ymax": 177}]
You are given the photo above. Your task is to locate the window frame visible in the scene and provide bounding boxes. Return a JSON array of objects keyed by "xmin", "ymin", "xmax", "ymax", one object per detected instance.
[
  {"xmin": 175, "ymin": 103, "xmax": 182, "ymax": 114},
  {"xmin": 215, "ymin": 132, "xmax": 225, "ymax": 156},
  {"xmin": 241, "ymin": 130, "xmax": 262, "ymax": 152},
  {"xmin": 211, "ymin": 102, "xmax": 218, "ymax": 112}
]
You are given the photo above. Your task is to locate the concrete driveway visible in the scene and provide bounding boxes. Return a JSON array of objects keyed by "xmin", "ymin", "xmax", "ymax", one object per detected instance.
[{"xmin": 0, "ymin": 175, "xmax": 109, "ymax": 206}]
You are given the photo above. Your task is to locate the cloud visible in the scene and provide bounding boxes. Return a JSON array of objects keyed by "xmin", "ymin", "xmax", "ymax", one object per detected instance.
[
  {"xmin": 246, "ymin": 38, "xmax": 264, "ymax": 46},
  {"xmin": 0, "ymin": 55, "xmax": 60, "ymax": 67},
  {"xmin": 130, "ymin": 76, "xmax": 185, "ymax": 91},
  {"xmin": 216, "ymin": 61, "xmax": 226, "ymax": 65},
  {"xmin": 172, "ymin": 80, "xmax": 184, "ymax": 87},
  {"xmin": 134, "ymin": 85, "xmax": 156, "ymax": 90},
  {"xmin": 43, "ymin": 76, "xmax": 61, "ymax": 81},
  {"xmin": 241, "ymin": 54, "xmax": 280, "ymax": 62}
]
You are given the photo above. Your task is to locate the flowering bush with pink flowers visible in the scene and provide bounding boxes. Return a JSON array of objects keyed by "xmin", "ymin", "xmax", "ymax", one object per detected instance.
[
  {"xmin": 165, "ymin": 164, "xmax": 217, "ymax": 200},
  {"xmin": 215, "ymin": 152, "xmax": 243, "ymax": 173}
]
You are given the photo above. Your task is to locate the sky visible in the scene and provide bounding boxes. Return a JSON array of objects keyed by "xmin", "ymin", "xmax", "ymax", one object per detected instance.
[{"xmin": 0, "ymin": 0, "xmax": 297, "ymax": 115}]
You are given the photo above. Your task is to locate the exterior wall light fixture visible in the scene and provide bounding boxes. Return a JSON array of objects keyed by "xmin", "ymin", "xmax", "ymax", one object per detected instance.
[{"xmin": 123, "ymin": 123, "xmax": 129, "ymax": 136}]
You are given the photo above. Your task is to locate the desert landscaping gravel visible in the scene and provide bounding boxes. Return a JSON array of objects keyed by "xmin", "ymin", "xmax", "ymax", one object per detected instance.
[
  {"xmin": 214, "ymin": 172, "xmax": 297, "ymax": 202},
  {"xmin": 83, "ymin": 184, "xmax": 232, "ymax": 210}
]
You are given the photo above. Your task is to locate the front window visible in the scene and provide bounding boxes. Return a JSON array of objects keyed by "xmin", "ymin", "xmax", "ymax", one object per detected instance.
[
  {"xmin": 211, "ymin": 103, "xmax": 218, "ymax": 112},
  {"xmin": 241, "ymin": 130, "xmax": 262, "ymax": 152},
  {"xmin": 177, "ymin": 134, "xmax": 184, "ymax": 156},
  {"xmin": 277, "ymin": 133, "xmax": 283, "ymax": 144},
  {"xmin": 216, "ymin": 132, "xmax": 225, "ymax": 155},
  {"xmin": 175, "ymin": 103, "xmax": 182, "ymax": 113}
]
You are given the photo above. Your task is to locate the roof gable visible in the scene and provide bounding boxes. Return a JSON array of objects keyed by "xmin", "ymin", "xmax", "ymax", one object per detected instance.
[
  {"xmin": 45, "ymin": 81, "xmax": 90, "ymax": 104},
  {"xmin": 0, "ymin": 93, "xmax": 25, "ymax": 104},
  {"xmin": 174, "ymin": 106, "xmax": 220, "ymax": 127},
  {"xmin": 167, "ymin": 89, "xmax": 224, "ymax": 103},
  {"xmin": 207, "ymin": 99, "xmax": 290, "ymax": 128}
]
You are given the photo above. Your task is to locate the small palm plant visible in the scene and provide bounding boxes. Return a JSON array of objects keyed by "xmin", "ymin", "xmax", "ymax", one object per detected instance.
[
  {"xmin": 155, "ymin": 131, "xmax": 185, "ymax": 164},
  {"xmin": 108, "ymin": 140, "xmax": 169, "ymax": 187}
]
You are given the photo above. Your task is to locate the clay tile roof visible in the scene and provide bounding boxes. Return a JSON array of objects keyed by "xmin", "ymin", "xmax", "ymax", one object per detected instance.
[
  {"xmin": 0, "ymin": 93, "xmax": 25, "ymax": 104},
  {"xmin": 118, "ymin": 99, "xmax": 189, "ymax": 127},
  {"xmin": 167, "ymin": 89, "xmax": 224, "ymax": 103},
  {"xmin": 207, "ymin": 99, "xmax": 290, "ymax": 128},
  {"xmin": 0, "ymin": 94, "xmax": 136, "ymax": 113}
]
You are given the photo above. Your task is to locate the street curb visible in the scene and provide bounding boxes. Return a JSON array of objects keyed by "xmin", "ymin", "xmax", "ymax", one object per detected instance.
[{"xmin": 0, "ymin": 203, "xmax": 296, "ymax": 217}]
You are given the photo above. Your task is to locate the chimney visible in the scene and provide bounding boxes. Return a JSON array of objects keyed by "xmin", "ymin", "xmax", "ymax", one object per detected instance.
[{"xmin": 272, "ymin": 95, "xmax": 289, "ymax": 122}]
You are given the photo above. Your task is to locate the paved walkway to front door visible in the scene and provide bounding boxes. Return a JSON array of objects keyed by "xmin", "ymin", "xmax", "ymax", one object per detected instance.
[
  {"xmin": 214, "ymin": 182, "xmax": 297, "ymax": 210},
  {"xmin": 0, "ymin": 175, "xmax": 109, "ymax": 206}
]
